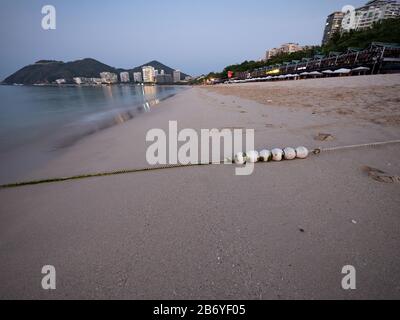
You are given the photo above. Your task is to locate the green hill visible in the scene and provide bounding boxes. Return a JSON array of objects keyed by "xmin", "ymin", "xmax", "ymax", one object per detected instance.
[{"xmin": 3, "ymin": 58, "xmax": 118, "ymax": 85}]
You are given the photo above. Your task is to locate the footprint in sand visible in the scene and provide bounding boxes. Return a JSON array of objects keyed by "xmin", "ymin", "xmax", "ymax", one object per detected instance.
[
  {"xmin": 314, "ymin": 133, "xmax": 334, "ymax": 141},
  {"xmin": 362, "ymin": 166, "xmax": 400, "ymax": 184}
]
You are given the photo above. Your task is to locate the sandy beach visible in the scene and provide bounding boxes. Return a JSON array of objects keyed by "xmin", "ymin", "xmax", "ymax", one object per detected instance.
[{"xmin": 0, "ymin": 74, "xmax": 400, "ymax": 299}]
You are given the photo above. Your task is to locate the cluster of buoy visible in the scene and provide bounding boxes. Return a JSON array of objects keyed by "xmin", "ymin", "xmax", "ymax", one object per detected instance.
[{"xmin": 234, "ymin": 147, "xmax": 309, "ymax": 165}]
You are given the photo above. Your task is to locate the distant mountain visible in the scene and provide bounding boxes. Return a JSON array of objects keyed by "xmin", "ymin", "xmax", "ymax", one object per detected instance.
[
  {"xmin": 2, "ymin": 58, "xmax": 189, "ymax": 85},
  {"xmin": 129, "ymin": 60, "xmax": 189, "ymax": 80},
  {"xmin": 3, "ymin": 58, "xmax": 118, "ymax": 85}
]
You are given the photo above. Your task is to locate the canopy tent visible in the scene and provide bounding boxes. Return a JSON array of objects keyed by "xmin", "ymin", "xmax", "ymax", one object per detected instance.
[
  {"xmin": 334, "ymin": 68, "xmax": 351, "ymax": 74},
  {"xmin": 322, "ymin": 70, "xmax": 334, "ymax": 74},
  {"xmin": 351, "ymin": 66, "xmax": 370, "ymax": 71},
  {"xmin": 300, "ymin": 72, "xmax": 310, "ymax": 76},
  {"xmin": 309, "ymin": 71, "xmax": 322, "ymax": 76}
]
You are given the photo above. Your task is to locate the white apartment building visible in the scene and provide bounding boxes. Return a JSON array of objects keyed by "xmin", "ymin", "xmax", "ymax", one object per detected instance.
[
  {"xmin": 265, "ymin": 43, "xmax": 303, "ymax": 60},
  {"xmin": 55, "ymin": 78, "xmax": 66, "ymax": 85},
  {"xmin": 73, "ymin": 77, "xmax": 103, "ymax": 85},
  {"xmin": 173, "ymin": 70, "xmax": 181, "ymax": 83},
  {"xmin": 120, "ymin": 72, "xmax": 130, "ymax": 83},
  {"xmin": 142, "ymin": 66, "xmax": 155, "ymax": 83},
  {"xmin": 342, "ymin": 0, "xmax": 400, "ymax": 32},
  {"xmin": 133, "ymin": 72, "xmax": 143, "ymax": 83},
  {"xmin": 100, "ymin": 72, "xmax": 118, "ymax": 84}
]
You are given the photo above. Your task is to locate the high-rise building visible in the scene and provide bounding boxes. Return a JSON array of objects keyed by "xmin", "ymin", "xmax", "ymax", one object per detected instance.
[
  {"xmin": 322, "ymin": 11, "xmax": 345, "ymax": 45},
  {"xmin": 120, "ymin": 72, "xmax": 130, "ymax": 83},
  {"xmin": 173, "ymin": 70, "xmax": 181, "ymax": 83},
  {"xmin": 133, "ymin": 72, "xmax": 143, "ymax": 83},
  {"xmin": 100, "ymin": 72, "xmax": 118, "ymax": 84},
  {"xmin": 342, "ymin": 0, "xmax": 400, "ymax": 32},
  {"xmin": 142, "ymin": 66, "xmax": 155, "ymax": 83}
]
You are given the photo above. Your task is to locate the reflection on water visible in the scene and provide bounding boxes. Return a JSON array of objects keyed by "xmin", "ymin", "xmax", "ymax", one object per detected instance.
[
  {"xmin": 0, "ymin": 84, "xmax": 186, "ymax": 153},
  {"xmin": 0, "ymin": 84, "xmax": 187, "ymax": 183}
]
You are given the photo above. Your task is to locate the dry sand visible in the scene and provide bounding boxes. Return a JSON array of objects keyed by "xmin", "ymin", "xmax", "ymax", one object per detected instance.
[
  {"xmin": 0, "ymin": 74, "xmax": 400, "ymax": 299},
  {"xmin": 207, "ymin": 74, "xmax": 400, "ymax": 126}
]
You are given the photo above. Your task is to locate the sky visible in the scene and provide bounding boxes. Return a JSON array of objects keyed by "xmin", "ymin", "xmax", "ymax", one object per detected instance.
[{"xmin": 0, "ymin": 0, "xmax": 367, "ymax": 80}]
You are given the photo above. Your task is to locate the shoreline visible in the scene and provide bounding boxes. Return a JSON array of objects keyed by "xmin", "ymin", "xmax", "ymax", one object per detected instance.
[
  {"xmin": 0, "ymin": 86, "xmax": 187, "ymax": 185},
  {"xmin": 0, "ymin": 82, "xmax": 191, "ymax": 88}
]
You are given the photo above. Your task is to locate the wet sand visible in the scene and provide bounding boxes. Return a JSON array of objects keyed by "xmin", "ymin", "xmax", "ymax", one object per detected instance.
[{"xmin": 0, "ymin": 74, "xmax": 400, "ymax": 299}]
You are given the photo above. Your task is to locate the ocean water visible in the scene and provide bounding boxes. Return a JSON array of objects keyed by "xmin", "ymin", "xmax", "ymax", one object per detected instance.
[{"xmin": 0, "ymin": 84, "xmax": 185, "ymax": 183}]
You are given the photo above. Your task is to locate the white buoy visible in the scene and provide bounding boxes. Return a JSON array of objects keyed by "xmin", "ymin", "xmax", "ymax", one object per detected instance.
[
  {"xmin": 283, "ymin": 147, "xmax": 296, "ymax": 160},
  {"xmin": 259, "ymin": 150, "xmax": 271, "ymax": 162},
  {"xmin": 295, "ymin": 146, "xmax": 309, "ymax": 159},
  {"xmin": 271, "ymin": 148, "xmax": 283, "ymax": 161},
  {"xmin": 234, "ymin": 152, "xmax": 246, "ymax": 165},
  {"xmin": 246, "ymin": 151, "xmax": 259, "ymax": 163}
]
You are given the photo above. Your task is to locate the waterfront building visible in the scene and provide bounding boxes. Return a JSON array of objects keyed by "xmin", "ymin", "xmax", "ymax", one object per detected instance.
[
  {"xmin": 55, "ymin": 78, "xmax": 66, "ymax": 85},
  {"xmin": 322, "ymin": 11, "xmax": 345, "ymax": 45},
  {"xmin": 73, "ymin": 77, "xmax": 83, "ymax": 85},
  {"xmin": 120, "ymin": 72, "xmax": 130, "ymax": 83},
  {"xmin": 142, "ymin": 66, "xmax": 155, "ymax": 83},
  {"xmin": 133, "ymin": 72, "xmax": 143, "ymax": 83},
  {"xmin": 100, "ymin": 72, "xmax": 118, "ymax": 84},
  {"xmin": 173, "ymin": 70, "xmax": 181, "ymax": 82},
  {"xmin": 155, "ymin": 74, "xmax": 173, "ymax": 84},
  {"xmin": 73, "ymin": 77, "xmax": 103, "ymax": 85}
]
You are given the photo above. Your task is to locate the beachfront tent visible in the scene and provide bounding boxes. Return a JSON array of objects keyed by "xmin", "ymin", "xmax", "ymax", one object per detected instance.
[
  {"xmin": 352, "ymin": 66, "xmax": 370, "ymax": 71},
  {"xmin": 309, "ymin": 71, "xmax": 323, "ymax": 77},
  {"xmin": 351, "ymin": 66, "xmax": 370, "ymax": 75},
  {"xmin": 333, "ymin": 68, "xmax": 351, "ymax": 74},
  {"xmin": 299, "ymin": 72, "xmax": 310, "ymax": 79},
  {"xmin": 285, "ymin": 74, "xmax": 298, "ymax": 80}
]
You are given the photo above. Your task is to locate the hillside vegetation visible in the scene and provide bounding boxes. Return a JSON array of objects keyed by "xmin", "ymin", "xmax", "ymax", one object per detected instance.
[{"xmin": 207, "ymin": 18, "xmax": 400, "ymax": 80}]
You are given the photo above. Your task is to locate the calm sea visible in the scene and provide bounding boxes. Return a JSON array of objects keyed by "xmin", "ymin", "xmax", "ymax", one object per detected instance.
[{"xmin": 0, "ymin": 84, "xmax": 185, "ymax": 183}]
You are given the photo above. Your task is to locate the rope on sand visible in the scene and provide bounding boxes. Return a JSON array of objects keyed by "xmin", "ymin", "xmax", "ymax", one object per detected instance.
[
  {"xmin": 1, "ymin": 139, "xmax": 399, "ymax": 190},
  {"xmin": 312, "ymin": 139, "xmax": 400, "ymax": 154}
]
